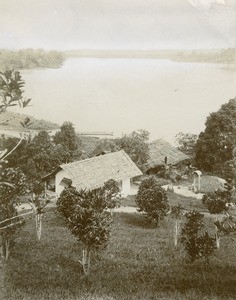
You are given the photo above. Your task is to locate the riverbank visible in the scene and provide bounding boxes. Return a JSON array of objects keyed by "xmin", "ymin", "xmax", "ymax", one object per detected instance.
[{"xmin": 65, "ymin": 48, "xmax": 236, "ymax": 64}]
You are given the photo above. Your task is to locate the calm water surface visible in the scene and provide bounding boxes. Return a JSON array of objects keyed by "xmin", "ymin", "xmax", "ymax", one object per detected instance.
[{"xmin": 19, "ymin": 58, "xmax": 236, "ymax": 142}]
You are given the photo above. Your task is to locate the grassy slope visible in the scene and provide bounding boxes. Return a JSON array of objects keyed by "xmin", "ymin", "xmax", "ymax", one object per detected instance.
[
  {"xmin": 0, "ymin": 111, "xmax": 59, "ymax": 131},
  {"xmin": 2, "ymin": 209, "xmax": 236, "ymax": 300}
]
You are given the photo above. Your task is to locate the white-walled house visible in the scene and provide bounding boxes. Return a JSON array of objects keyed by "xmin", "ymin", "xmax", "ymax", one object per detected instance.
[{"xmin": 42, "ymin": 150, "xmax": 142, "ymax": 197}]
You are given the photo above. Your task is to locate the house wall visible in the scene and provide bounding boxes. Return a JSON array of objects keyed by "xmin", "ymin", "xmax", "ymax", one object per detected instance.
[
  {"xmin": 55, "ymin": 170, "xmax": 132, "ymax": 197},
  {"xmin": 121, "ymin": 178, "xmax": 130, "ymax": 197},
  {"xmin": 55, "ymin": 169, "xmax": 72, "ymax": 196},
  {"xmin": 46, "ymin": 178, "xmax": 56, "ymax": 191}
]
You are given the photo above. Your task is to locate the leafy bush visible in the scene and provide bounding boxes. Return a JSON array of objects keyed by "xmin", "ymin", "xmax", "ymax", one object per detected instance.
[
  {"xmin": 202, "ymin": 185, "xmax": 235, "ymax": 248},
  {"xmin": 101, "ymin": 179, "xmax": 121, "ymax": 212},
  {"xmin": 171, "ymin": 204, "xmax": 185, "ymax": 219},
  {"xmin": 57, "ymin": 187, "xmax": 81, "ymax": 219},
  {"xmin": 0, "ymin": 168, "xmax": 27, "ymax": 259},
  {"xmin": 180, "ymin": 211, "xmax": 215, "ymax": 262},
  {"xmin": 202, "ymin": 187, "xmax": 232, "ymax": 214},
  {"xmin": 57, "ymin": 188, "xmax": 112, "ymax": 249},
  {"xmin": 221, "ymin": 160, "xmax": 235, "ymax": 184},
  {"xmin": 136, "ymin": 177, "xmax": 170, "ymax": 225},
  {"xmin": 57, "ymin": 187, "xmax": 113, "ymax": 274}
]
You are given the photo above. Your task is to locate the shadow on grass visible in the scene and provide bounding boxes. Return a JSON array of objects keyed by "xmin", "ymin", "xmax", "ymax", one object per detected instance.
[
  {"xmin": 5, "ymin": 245, "xmax": 94, "ymax": 300},
  {"xmin": 3, "ymin": 208, "xmax": 236, "ymax": 299},
  {"xmin": 6, "ymin": 243, "xmax": 236, "ymax": 298},
  {"xmin": 118, "ymin": 212, "xmax": 155, "ymax": 229}
]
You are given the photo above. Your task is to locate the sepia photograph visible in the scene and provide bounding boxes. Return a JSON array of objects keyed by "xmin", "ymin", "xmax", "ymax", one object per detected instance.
[{"xmin": 0, "ymin": 0, "xmax": 236, "ymax": 299}]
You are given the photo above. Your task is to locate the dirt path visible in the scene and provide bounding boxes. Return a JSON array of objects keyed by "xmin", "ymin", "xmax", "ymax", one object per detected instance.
[{"xmin": 162, "ymin": 185, "xmax": 204, "ymax": 199}]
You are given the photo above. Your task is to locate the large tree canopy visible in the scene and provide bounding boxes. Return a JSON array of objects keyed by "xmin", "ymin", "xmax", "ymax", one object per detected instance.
[
  {"xmin": 195, "ymin": 98, "xmax": 236, "ymax": 174},
  {"xmin": 175, "ymin": 132, "xmax": 198, "ymax": 157},
  {"xmin": 0, "ymin": 127, "xmax": 83, "ymax": 193},
  {"xmin": 115, "ymin": 129, "xmax": 150, "ymax": 169},
  {"xmin": 91, "ymin": 129, "xmax": 150, "ymax": 169},
  {"xmin": 53, "ymin": 122, "xmax": 78, "ymax": 151}
]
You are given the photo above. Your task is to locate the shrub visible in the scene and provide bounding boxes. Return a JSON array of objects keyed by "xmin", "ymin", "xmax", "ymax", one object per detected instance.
[
  {"xmin": 202, "ymin": 185, "xmax": 235, "ymax": 248},
  {"xmin": 57, "ymin": 186, "xmax": 81, "ymax": 219},
  {"xmin": 202, "ymin": 188, "xmax": 232, "ymax": 214},
  {"xmin": 136, "ymin": 177, "xmax": 170, "ymax": 225},
  {"xmin": 180, "ymin": 211, "xmax": 215, "ymax": 262},
  {"xmin": 0, "ymin": 168, "xmax": 27, "ymax": 259},
  {"xmin": 57, "ymin": 187, "xmax": 113, "ymax": 274},
  {"xmin": 101, "ymin": 179, "xmax": 121, "ymax": 212},
  {"xmin": 202, "ymin": 192, "xmax": 227, "ymax": 214}
]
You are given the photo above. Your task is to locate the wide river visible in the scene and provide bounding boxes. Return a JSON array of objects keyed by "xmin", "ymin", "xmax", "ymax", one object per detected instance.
[{"xmin": 18, "ymin": 58, "xmax": 236, "ymax": 143}]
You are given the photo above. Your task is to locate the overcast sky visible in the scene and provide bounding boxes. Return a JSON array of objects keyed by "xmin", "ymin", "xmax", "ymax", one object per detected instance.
[{"xmin": 0, "ymin": 0, "xmax": 235, "ymax": 50}]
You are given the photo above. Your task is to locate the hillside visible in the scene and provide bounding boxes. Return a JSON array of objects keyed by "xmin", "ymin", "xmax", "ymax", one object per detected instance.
[
  {"xmin": 0, "ymin": 112, "xmax": 104, "ymax": 156},
  {"xmin": 0, "ymin": 111, "xmax": 59, "ymax": 131}
]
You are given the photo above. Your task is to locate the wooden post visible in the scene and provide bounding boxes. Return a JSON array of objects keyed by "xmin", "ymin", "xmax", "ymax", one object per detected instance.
[
  {"xmin": 215, "ymin": 228, "xmax": 220, "ymax": 249},
  {"xmin": 174, "ymin": 221, "xmax": 178, "ymax": 246},
  {"xmin": 198, "ymin": 174, "xmax": 201, "ymax": 191},
  {"xmin": 193, "ymin": 170, "xmax": 202, "ymax": 192}
]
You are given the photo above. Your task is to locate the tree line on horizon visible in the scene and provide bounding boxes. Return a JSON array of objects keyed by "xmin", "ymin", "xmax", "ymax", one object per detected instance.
[
  {"xmin": 65, "ymin": 48, "xmax": 236, "ymax": 64},
  {"xmin": 172, "ymin": 48, "xmax": 236, "ymax": 64},
  {"xmin": 0, "ymin": 48, "xmax": 65, "ymax": 71}
]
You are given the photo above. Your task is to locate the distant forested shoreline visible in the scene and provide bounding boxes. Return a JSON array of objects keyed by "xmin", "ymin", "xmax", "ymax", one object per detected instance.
[
  {"xmin": 65, "ymin": 48, "xmax": 236, "ymax": 64},
  {"xmin": 171, "ymin": 48, "xmax": 236, "ymax": 64},
  {"xmin": 0, "ymin": 49, "xmax": 65, "ymax": 70},
  {"xmin": 1, "ymin": 48, "xmax": 235, "ymax": 71}
]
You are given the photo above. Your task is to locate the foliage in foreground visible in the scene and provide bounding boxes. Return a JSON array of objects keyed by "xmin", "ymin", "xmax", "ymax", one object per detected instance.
[
  {"xmin": 2, "ymin": 211, "xmax": 236, "ymax": 300},
  {"xmin": 57, "ymin": 187, "xmax": 113, "ymax": 274},
  {"xmin": 101, "ymin": 179, "xmax": 121, "ymax": 213},
  {"xmin": 136, "ymin": 176, "xmax": 170, "ymax": 225},
  {"xmin": 202, "ymin": 187, "xmax": 232, "ymax": 215},
  {"xmin": 181, "ymin": 211, "xmax": 215, "ymax": 262},
  {"xmin": 202, "ymin": 185, "xmax": 236, "ymax": 248},
  {"xmin": 0, "ymin": 168, "xmax": 28, "ymax": 259},
  {"xmin": 0, "ymin": 70, "xmax": 31, "ymax": 114}
]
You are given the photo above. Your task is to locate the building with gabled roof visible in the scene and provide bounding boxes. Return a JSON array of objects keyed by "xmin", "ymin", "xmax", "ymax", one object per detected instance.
[
  {"xmin": 144, "ymin": 138, "xmax": 190, "ymax": 174},
  {"xmin": 42, "ymin": 150, "xmax": 142, "ymax": 197}
]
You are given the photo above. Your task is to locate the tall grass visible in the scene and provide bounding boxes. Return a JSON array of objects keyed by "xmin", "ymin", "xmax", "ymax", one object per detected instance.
[{"xmin": 2, "ymin": 209, "xmax": 236, "ymax": 299}]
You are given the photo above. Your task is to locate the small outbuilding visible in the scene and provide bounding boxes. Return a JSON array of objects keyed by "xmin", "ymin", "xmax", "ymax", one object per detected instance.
[
  {"xmin": 42, "ymin": 150, "xmax": 142, "ymax": 197},
  {"xmin": 144, "ymin": 138, "xmax": 190, "ymax": 174}
]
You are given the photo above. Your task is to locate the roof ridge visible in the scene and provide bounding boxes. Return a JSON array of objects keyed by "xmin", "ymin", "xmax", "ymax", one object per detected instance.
[
  {"xmin": 56, "ymin": 149, "xmax": 142, "ymax": 191},
  {"xmin": 149, "ymin": 138, "xmax": 168, "ymax": 145},
  {"xmin": 60, "ymin": 149, "xmax": 125, "ymax": 168}
]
